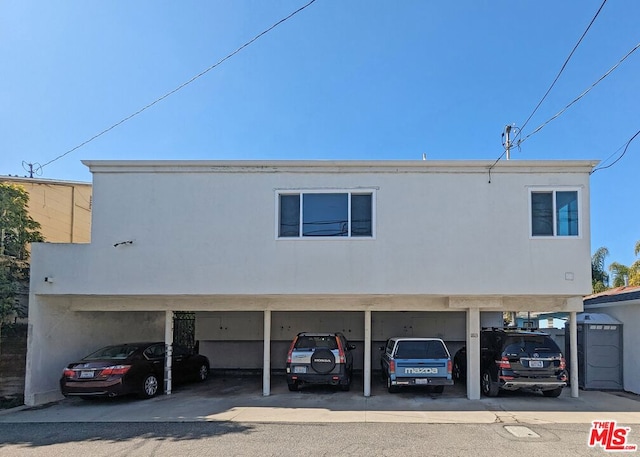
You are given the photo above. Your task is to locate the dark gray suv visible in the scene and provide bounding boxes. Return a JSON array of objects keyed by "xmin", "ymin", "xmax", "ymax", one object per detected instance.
[
  {"xmin": 286, "ymin": 332, "xmax": 355, "ymax": 391},
  {"xmin": 453, "ymin": 329, "xmax": 568, "ymax": 397}
]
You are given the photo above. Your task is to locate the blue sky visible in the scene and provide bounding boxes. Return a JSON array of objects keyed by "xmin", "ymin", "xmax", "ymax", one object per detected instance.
[{"xmin": 1, "ymin": 1, "xmax": 638, "ymax": 271}]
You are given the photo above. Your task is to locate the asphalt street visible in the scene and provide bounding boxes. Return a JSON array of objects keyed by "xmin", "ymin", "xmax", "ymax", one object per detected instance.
[
  {"xmin": 0, "ymin": 422, "xmax": 621, "ymax": 457},
  {"xmin": 1, "ymin": 375, "xmax": 639, "ymax": 456}
]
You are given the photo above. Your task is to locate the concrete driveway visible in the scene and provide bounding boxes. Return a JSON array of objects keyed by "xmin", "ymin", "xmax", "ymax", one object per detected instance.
[{"xmin": 2, "ymin": 373, "xmax": 640, "ymax": 425}]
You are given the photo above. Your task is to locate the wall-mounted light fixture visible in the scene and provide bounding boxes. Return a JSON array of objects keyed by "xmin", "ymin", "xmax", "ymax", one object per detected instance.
[
  {"xmin": 113, "ymin": 240, "xmax": 134, "ymax": 247},
  {"xmin": 44, "ymin": 276, "xmax": 54, "ymax": 283}
]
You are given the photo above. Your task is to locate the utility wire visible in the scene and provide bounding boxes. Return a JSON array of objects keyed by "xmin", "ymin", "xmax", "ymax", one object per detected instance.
[
  {"xmin": 597, "ymin": 141, "xmax": 627, "ymax": 168},
  {"xmin": 515, "ymin": 0, "xmax": 608, "ymax": 142},
  {"xmin": 488, "ymin": 0, "xmax": 607, "ymax": 179},
  {"xmin": 518, "ymin": 41, "xmax": 640, "ymax": 146},
  {"xmin": 489, "ymin": 39, "xmax": 640, "ymax": 181},
  {"xmin": 40, "ymin": 0, "xmax": 317, "ymax": 170},
  {"xmin": 591, "ymin": 129, "xmax": 640, "ymax": 174}
]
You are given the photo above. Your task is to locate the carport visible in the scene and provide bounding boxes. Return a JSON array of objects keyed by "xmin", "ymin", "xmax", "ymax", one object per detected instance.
[{"xmin": 25, "ymin": 292, "xmax": 581, "ymax": 405}]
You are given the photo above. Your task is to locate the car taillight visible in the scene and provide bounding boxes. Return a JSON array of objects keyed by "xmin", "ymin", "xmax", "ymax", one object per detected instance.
[
  {"xmin": 447, "ymin": 360, "xmax": 452, "ymax": 374},
  {"xmin": 559, "ymin": 357, "xmax": 566, "ymax": 370},
  {"xmin": 63, "ymin": 369, "xmax": 75, "ymax": 378},
  {"xmin": 497, "ymin": 357, "xmax": 510, "ymax": 369},
  {"xmin": 286, "ymin": 337, "xmax": 297, "ymax": 364},
  {"xmin": 389, "ymin": 360, "xmax": 395, "ymax": 374},
  {"xmin": 100, "ymin": 365, "xmax": 131, "ymax": 376},
  {"xmin": 336, "ymin": 338, "xmax": 346, "ymax": 363}
]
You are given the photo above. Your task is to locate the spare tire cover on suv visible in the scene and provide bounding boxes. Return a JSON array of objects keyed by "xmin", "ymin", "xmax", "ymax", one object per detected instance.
[{"xmin": 310, "ymin": 348, "xmax": 336, "ymax": 374}]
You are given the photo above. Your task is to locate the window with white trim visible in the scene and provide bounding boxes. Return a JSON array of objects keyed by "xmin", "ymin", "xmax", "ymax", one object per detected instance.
[
  {"xmin": 277, "ymin": 191, "xmax": 374, "ymax": 238},
  {"xmin": 530, "ymin": 189, "xmax": 580, "ymax": 237}
]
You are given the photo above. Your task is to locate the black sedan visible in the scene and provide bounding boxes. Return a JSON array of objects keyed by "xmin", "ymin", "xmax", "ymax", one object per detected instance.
[{"xmin": 60, "ymin": 342, "xmax": 210, "ymax": 399}]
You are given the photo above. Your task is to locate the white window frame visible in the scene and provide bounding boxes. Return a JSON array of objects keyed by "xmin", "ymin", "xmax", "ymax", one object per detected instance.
[
  {"xmin": 528, "ymin": 187, "xmax": 582, "ymax": 239},
  {"xmin": 275, "ymin": 188, "xmax": 377, "ymax": 240}
]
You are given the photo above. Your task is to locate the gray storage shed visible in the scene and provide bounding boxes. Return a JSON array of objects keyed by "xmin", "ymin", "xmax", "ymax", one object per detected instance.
[{"xmin": 565, "ymin": 313, "xmax": 623, "ymax": 390}]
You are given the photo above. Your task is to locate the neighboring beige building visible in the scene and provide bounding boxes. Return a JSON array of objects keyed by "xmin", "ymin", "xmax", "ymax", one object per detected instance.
[{"xmin": 1, "ymin": 176, "xmax": 92, "ymax": 244}]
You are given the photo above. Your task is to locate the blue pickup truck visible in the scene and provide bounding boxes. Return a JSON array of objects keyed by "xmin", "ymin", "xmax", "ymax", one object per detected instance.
[{"xmin": 380, "ymin": 337, "xmax": 454, "ymax": 393}]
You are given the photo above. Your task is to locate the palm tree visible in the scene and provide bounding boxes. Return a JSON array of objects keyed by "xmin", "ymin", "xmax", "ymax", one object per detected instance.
[
  {"xmin": 628, "ymin": 240, "xmax": 640, "ymax": 286},
  {"xmin": 608, "ymin": 240, "xmax": 640, "ymax": 287},
  {"xmin": 609, "ymin": 262, "xmax": 630, "ymax": 288},
  {"xmin": 591, "ymin": 247, "xmax": 609, "ymax": 293}
]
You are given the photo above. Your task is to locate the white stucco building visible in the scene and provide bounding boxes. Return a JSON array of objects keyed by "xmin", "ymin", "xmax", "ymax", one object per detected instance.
[{"xmin": 26, "ymin": 160, "xmax": 596, "ymax": 405}]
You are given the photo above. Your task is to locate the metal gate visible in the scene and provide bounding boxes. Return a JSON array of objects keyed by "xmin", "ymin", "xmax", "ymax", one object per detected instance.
[{"xmin": 173, "ymin": 312, "xmax": 196, "ymax": 353}]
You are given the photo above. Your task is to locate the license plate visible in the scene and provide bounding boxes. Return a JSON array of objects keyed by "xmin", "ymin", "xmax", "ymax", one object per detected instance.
[
  {"xmin": 415, "ymin": 379, "xmax": 430, "ymax": 385},
  {"xmin": 529, "ymin": 360, "xmax": 544, "ymax": 368},
  {"xmin": 80, "ymin": 370, "xmax": 95, "ymax": 378},
  {"xmin": 294, "ymin": 366, "xmax": 306, "ymax": 374}
]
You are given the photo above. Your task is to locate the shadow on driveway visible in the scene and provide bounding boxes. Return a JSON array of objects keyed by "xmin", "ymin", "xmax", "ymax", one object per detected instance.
[{"xmin": 2, "ymin": 372, "xmax": 639, "ymax": 425}]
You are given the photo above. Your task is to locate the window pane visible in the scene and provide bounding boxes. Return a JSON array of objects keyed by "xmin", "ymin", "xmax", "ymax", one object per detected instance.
[
  {"xmin": 303, "ymin": 193, "xmax": 348, "ymax": 236},
  {"xmin": 279, "ymin": 194, "xmax": 300, "ymax": 237},
  {"xmin": 531, "ymin": 192, "xmax": 553, "ymax": 236},
  {"xmin": 351, "ymin": 194, "xmax": 372, "ymax": 237},
  {"xmin": 395, "ymin": 341, "xmax": 447, "ymax": 359},
  {"xmin": 556, "ymin": 191, "xmax": 578, "ymax": 236}
]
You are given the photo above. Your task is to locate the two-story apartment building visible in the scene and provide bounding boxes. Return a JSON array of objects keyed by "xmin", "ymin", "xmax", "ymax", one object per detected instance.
[{"xmin": 26, "ymin": 160, "xmax": 596, "ymax": 405}]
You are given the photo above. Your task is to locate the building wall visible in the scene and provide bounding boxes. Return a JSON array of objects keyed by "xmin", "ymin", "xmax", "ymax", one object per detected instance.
[
  {"xmin": 581, "ymin": 304, "xmax": 639, "ymax": 394},
  {"xmin": 24, "ymin": 297, "xmax": 164, "ymax": 405},
  {"xmin": 196, "ymin": 310, "xmax": 502, "ymax": 371},
  {"xmin": 1, "ymin": 177, "xmax": 92, "ymax": 244},
  {"xmin": 196, "ymin": 311, "xmax": 464, "ymax": 371},
  {"xmin": 0, "ymin": 324, "xmax": 27, "ymax": 398},
  {"xmin": 30, "ymin": 161, "xmax": 593, "ymax": 297},
  {"xmin": 25, "ymin": 160, "xmax": 594, "ymax": 404}
]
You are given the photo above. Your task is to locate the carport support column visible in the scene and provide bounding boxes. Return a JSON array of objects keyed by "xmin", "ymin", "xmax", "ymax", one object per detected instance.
[
  {"xmin": 466, "ymin": 308, "xmax": 481, "ymax": 400},
  {"xmin": 164, "ymin": 310, "xmax": 174, "ymax": 395},
  {"xmin": 569, "ymin": 311, "xmax": 579, "ymax": 398},
  {"xmin": 263, "ymin": 309, "xmax": 271, "ymax": 396},
  {"xmin": 364, "ymin": 309, "xmax": 372, "ymax": 397}
]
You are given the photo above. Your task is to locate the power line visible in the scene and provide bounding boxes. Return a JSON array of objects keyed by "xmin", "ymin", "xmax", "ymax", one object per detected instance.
[
  {"xmin": 515, "ymin": 0, "xmax": 608, "ymax": 142},
  {"xmin": 488, "ymin": 0, "xmax": 607, "ymax": 178},
  {"xmin": 591, "ymin": 129, "xmax": 640, "ymax": 174},
  {"xmin": 489, "ymin": 38, "xmax": 640, "ymax": 182},
  {"xmin": 597, "ymin": 141, "xmax": 627, "ymax": 168},
  {"xmin": 518, "ymin": 41, "xmax": 640, "ymax": 146},
  {"xmin": 39, "ymin": 0, "xmax": 318, "ymax": 171}
]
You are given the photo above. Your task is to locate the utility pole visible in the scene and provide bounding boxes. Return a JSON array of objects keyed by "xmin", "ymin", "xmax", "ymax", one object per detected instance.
[{"xmin": 504, "ymin": 125, "xmax": 512, "ymax": 160}]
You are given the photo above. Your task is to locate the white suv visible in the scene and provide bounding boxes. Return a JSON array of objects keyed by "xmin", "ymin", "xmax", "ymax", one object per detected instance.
[{"xmin": 286, "ymin": 332, "xmax": 355, "ymax": 391}]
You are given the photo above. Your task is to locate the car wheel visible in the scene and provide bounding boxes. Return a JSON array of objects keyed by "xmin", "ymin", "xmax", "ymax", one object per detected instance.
[
  {"xmin": 387, "ymin": 375, "xmax": 399, "ymax": 393},
  {"xmin": 197, "ymin": 363, "xmax": 209, "ymax": 382},
  {"xmin": 310, "ymin": 349, "xmax": 336, "ymax": 374},
  {"xmin": 339, "ymin": 370, "xmax": 352, "ymax": 391},
  {"xmin": 287, "ymin": 382, "xmax": 299, "ymax": 392},
  {"xmin": 140, "ymin": 373, "xmax": 159, "ymax": 398},
  {"xmin": 431, "ymin": 385, "xmax": 444, "ymax": 394},
  {"xmin": 542, "ymin": 387, "xmax": 563, "ymax": 398},
  {"xmin": 481, "ymin": 369, "xmax": 499, "ymax": 397}
]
